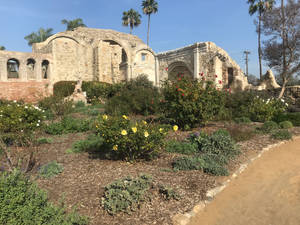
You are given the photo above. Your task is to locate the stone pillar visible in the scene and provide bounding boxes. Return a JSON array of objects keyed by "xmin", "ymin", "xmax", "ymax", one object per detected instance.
[
  {"xmin": 155, "ymin": 56, "xmax": 159, "ymax": 86},
  {"xmin": 0, "ymin": 59, "xmax": 7, "ymax": 81},
  {"xmin": 193, "ymin": 47, "xmax": 200, "ymax": 80},
  {"xmin": 35, "ymin": 60, "xmax": 42, "ymax": 81},
  {"xmin": 19, "ymin": 60, "xmax": 27, "ymax": 81}
]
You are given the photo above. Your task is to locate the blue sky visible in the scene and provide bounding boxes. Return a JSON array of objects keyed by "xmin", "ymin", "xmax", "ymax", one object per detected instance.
[{"xmin": 0, "ymin": 0, "xmax": 267, "ymax": 77}]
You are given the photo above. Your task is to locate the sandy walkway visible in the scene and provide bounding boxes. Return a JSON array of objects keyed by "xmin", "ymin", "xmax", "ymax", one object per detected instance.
[{"xmin": 188, "ymin": 137, "xmax": 300, "ymax": 225}]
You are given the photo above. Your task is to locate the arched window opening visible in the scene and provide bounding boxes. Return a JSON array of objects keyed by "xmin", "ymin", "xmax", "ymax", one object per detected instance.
[
  {"xmin": 42, "ymin": 60, "xmax": 50, "ymax": 79},
  {"xmin": 168, "ymin": 62, "xmax": 193, "ymax": 80},
  {"xmin": 7, "ymin": 58, "xmax": 20, "ymax": 79},
  {"xmin": 27, "ymin": 58, "xmax": 36, "ymax": 79}
]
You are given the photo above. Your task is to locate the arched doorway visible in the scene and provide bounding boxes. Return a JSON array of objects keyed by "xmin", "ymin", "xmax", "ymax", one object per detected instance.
[
  {"xmin": 27, "ymin": 58, "xmax": 36, "ymax": 79},
  {"xmin": 7, "ymin": 58, "xmax": 20, "ymax": 79},
  {"xmin": 42, "ymin": 60, "xmax": 50, "ymax": 79},
  {"xmin": 168, "ymin": 61, "xmax": 193, "ymax": 80}
]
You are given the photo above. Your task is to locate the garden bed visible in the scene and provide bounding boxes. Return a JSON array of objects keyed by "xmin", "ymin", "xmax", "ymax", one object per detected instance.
[{"xmin": 13, "ymin": 124, "xmax": 299, "ymax": 225}]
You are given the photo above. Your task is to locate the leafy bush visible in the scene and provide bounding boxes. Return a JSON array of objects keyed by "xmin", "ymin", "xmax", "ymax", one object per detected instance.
[
  {"xmin": 38, "ymin": 95, "xmax": 74, "ymax": 117},
  {"xmin": 161, "ymin": 76, "xmax": 225, "ymax": 130},
  {"xmin": 234, "ymin": 117, "xmax": 251, "ymax": 124},
  {"xmin": 0, "ymin": 170, "xmax": 88, "ymax": 225},
  {"xmin": 159, "ymin": 185, "xmax": 180, "ymax": 200},
  {"xmin": 279, "ymin": 121, "xmax": 293, "ymax": 129},
  {"xmin": 101, "ymin": 174, "xmax": 152, "ymax": 215},
  {"xmin": 172, "ymin": 157, "xmax": 205, "ymax": 171},
  {"xmin": 68, "ymin": 134, "xmax": 103, "ymax": 153},
  {"xmin": 271, "ymin": 129, "xmax": 292, "ymax": 140},
  {"xmin": 226, "ymin": 125, "xmax": 256, "ymax": 142},
  {"xmin": 53, "ymin": 81, "xmax": 76, "ymax": 97},
  {"xmin": 259, "ymin": 121, "xmax": 279, "ymax": 134},
  {"xmin": 273, "ymin": 112, "xmax": 300, "ymax": 126},
  {"xmin": 225, "ymin": 92, "xmax": 287, "ymax": 122},
  {"xmin": 39, "ymin": 161, "xmax": 64, "ymax": 178},
  {"xmin": 94, "ymin": 115, "xmax": 166, "ymax": 161},
  {"xmin": 37, "ymin": 137, "xmax": 53, "ymax": 145},
  {"xmin": 0, "ymin": 101, "xmax": 44, "ymax": 133},
  {"xmin": 165, "ymin": 140, "xmax": 198, "ymax": 155},
  {"xmin": 45, "ymin": 117, "xmax": 91, "ymax": 135},
  {"xmin": 201, "ymin": 154, "xmax": 229, "ymax": 176},
  {"xmin": 105, "ymin": 75, "xmax": 161, "ymax": 116}
]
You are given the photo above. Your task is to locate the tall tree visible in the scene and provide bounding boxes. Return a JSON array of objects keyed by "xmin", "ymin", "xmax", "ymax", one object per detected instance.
[
  {"xmin": 247, "ymin": 0, "xmax": 275, "ymax": 80},
  {"xmin": 142, "ymin": 0, "xmax": 158, "ymax": 46},
  {"xmin": 122, "ymin": 9, "xmax": 141, "ymax": 34},
  {"xmin": 24, "ymin": 28, "xmax": 53, "ymax": 46},
  {"xmin": 0, "ymin": 46, "xmax": 5, "ymax": 50},
  {"xmin": 61, "ymin": 18, "xmax": 87, "ymax": 31},
  {"xmin": 261, "ymin": 0, "xmax": 300, "ymax": 98}
]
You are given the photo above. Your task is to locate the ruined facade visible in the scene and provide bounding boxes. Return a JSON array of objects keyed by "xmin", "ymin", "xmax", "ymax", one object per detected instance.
[{"xmin": 0, "ymin": 27, "xmax": 249, "ymax": 102}]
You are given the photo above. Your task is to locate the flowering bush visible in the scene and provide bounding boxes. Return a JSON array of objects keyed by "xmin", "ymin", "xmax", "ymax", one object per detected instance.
[
  {"xmin": 248, "ymin": 96, "xmax": 287, "ymax": 122},
  {"xmin": 0, "ymin": 101, "xmax": 44, "ymax": 133},
  {"xmin": 94, "ymin": 115, "xmax": 167, "ymax": 161},
  {"xmin": 161, "ymin": 75, "xmax": 225, "ymax": 130}
]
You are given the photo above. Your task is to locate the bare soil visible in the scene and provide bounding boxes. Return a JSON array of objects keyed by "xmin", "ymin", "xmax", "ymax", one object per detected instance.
[
  {"xmin": 2, "ymin": 123, "xmax": 300, "ymax": 225},
  {"xmin": 189, "ymin": 136, "xmax": 300, "ymax": 225}
]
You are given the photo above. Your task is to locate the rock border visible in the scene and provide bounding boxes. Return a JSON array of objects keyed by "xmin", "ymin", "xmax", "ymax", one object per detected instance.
[{"xmin": 172, "ymin": 137, "xmax": 299, "ymax": 225}]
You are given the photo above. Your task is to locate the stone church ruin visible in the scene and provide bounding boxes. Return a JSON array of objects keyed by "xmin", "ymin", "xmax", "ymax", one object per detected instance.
[{"xmin": 0, "ymin": 27, "xmax": 250, "ymax": 102}]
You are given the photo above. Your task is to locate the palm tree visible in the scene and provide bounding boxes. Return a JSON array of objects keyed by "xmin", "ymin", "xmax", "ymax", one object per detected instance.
[
  {"xmin": 61, "ymin": 18, "xmax": 87, "ymax": 31},
  {"xmin": 247, "ymin": 0, "xmax": 275, "ymax": 80},
  {"xmin": 24, "ymin": 28, "xmax": 54, "ymax": 46},
  {"xmin": 142, "ymin": 0, "xmax": 158, "ymax": 46},
  {"xmin": 0, "ymin": 46, "xmax": 5, "ymax": 50},
  {"xmin": 122, "ymin": 9, "xmax": 141, "ymax": 34}
]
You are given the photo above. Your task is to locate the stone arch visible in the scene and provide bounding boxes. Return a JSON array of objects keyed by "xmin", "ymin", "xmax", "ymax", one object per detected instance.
[
  {"xmin": 42, "ymin": 60, "xmax": 50, "ymax": 79},
  {"xmin": 46, "ymin": 35, "xmax": 80, "ymax": 45},
  {"xmin": 168, "ymin": 61, "xmax": 193, "ymax": 80},
  {"xmin": 7, "ymin": 58, "xmax": 20, "ymax": 79},
  {"xmin": 27, "ymin": 58, "xmax": 36, "ymax": 79}
]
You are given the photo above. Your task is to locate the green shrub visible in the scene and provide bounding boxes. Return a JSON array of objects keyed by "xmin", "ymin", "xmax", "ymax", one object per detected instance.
[
  {"xmin": 37, "ymin": 137, "xmax": 53, "ymax": 145},
  {"xmin": 101, "ymin": 174, "xmax": 152, "ymax": 215},
  {"xmin": 234, "ymin": 117, "xmax": 252, "ymax": 124},
  {"xmin": 94, "ymin": 115, "xmax": 166, "ymax": 161},
  {"xmin": 0, "ymin": 170, "xmax": 88, "ymax": 225},
  {"xmin": 259, "ymin": 121, "xmax": 279, "ymax": 133},
  {"xmin": 225, "ymin": 92, "xmax": 287, "ymax": 122},
  {"xmin": 158, "ymin": 185, "xmax": 180, "ymax": 200},
  {"xmin": 165, "ymin": 140, "xmax": 198, "ymax": 155},
  {"xmin": 271, "ymin": 129, "xmax": 292, "ymax": 140},
  {"xmin": 279, "ymin": 121, "xmax": 293, "ymax": 129},
  {"xmin": 226, "ymin": 125, "xmax": 256, "ymax": 142},
  {"xmin": 0, "ymin": 101, "xmax": 44, "ymax": 133},
  {"xmin": 38, "ymin": 95, "xmax": 73, "ymax": 117},
  {"xmin": 53, "ymin": 81, "xmax": 76, "ymax": 97},
  {"xmin": 172, "ymin": 157, "xmax": 205, "ymax": 171},
  {"xmin": 39, "ymin": 161, "xmax": 64, "ymax": 178},
  {"xmin": 69, "ymin": 134, "xmax": 103, "ymax": 153},
  {"xmin": 45, "ymin": 117, "xmax": 91, "ymax": 135},
  {"xmin": 161, "ymin": 76, "xmax": 225, "ymax": 130},
  {"xmin": 273, "ymin": 112, "xmax": 300, "ymax": 126},
  {"xmin": 105, "ymin": 75, "xmax": 161, "ymax": 116},
  {"xmin": 201, "ymin": 154, "xmax": 229, "ymax": 176}
]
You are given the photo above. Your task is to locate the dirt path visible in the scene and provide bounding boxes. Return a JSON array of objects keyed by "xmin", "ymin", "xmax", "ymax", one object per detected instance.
[{"xmin": 188, "ymin": 137, "xmax": 300, "ymax": 225}]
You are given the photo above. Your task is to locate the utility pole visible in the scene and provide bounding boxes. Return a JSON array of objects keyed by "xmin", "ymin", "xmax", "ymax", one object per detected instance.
[{"xmin": 243, "ymin": 51, "xmax": 251, "ymax": 77}]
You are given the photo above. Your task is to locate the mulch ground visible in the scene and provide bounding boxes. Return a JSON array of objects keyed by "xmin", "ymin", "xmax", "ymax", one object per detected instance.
[{"xmin": 3, "ymin": 123, "xmax": 300, "ymax": 225}]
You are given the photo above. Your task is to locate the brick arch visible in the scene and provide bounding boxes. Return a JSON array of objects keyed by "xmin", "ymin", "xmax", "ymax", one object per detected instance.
[{"xmin": 167, "ymin": 61, "xmax": 193, "ymax": 80}]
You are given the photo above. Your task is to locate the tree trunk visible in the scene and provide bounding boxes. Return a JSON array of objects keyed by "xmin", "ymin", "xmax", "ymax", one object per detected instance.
[
  {"xmin": 258, "ymin": 13, "xmax": 263, "ymax": 81},
  {"xmin": 278, "ymin": 78, "xmax": 287, "ymax": 98},
  {"xmin": 147, "ymin": 14, "xmax": 151, "ymax": 47},
  {"xmin": 130, "ymin": 25, "xmax": 133, "ymax": 34}
]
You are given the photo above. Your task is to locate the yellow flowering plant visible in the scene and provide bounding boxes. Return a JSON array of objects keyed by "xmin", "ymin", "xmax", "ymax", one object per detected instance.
[{"xmin": 94, "ymin": 115, "xmax": 167, "ymax": 161}]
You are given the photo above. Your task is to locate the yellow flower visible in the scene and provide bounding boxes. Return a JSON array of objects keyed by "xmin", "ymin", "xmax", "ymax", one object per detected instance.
[
  {"xmin": 173, "ymin": 125, "xmax": 179, "ymax": 131},
  {"xmin": 159, "ymin": 128, "xmax": 163, "ymax": 133},
  {"xmin": 132, "ymin": 127, "xmax": 137, "ymax": 133},
  {"xmin": 142, "ymin": 120, "xmax": 147, "ymax": 125},
  {"xmin": 113, "ymin": 145, "xmax": 118, "ymax": 151},
  {"xmin": 102, "ymin": 114, "xmax": 108, "ymax": 120},
  {"xmin": 121, "ymin": 130, "xmax": 128, "ymax": 136},
  {"xmin": 122, "ymin": 115, "xmax": 128, "ymax": 120},
  {"xmin": 96, "ymin": 125, "xmax": 99, "ymax": 128},
  {"xmin": 144, "ymin": 131, "xmax": 149, "ymax": 138}
]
